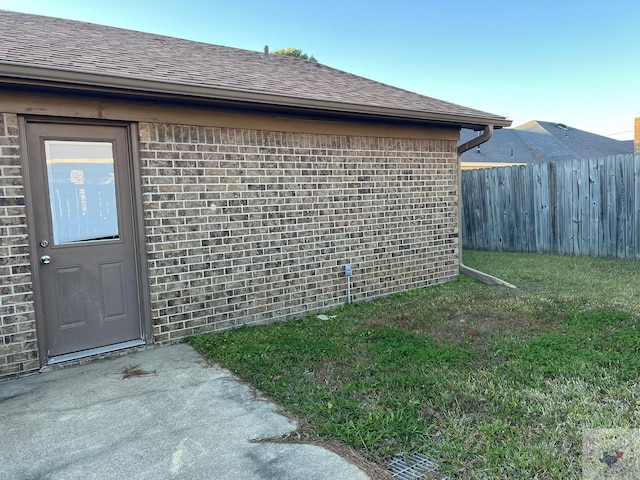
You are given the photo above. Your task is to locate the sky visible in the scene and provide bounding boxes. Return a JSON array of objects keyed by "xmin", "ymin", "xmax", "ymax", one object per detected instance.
[{"xmin": 1, "ymin": 0, "xmax": 638, "ymax": 140}]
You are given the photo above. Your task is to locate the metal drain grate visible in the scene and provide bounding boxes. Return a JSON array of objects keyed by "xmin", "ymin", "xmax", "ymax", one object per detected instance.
[{"xmin": 388, "ymin": 452, "xmax": 446, "ymax": 479}]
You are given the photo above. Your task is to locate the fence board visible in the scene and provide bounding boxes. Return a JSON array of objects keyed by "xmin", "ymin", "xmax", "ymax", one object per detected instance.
[
  {"xmin": 559, "ymin": 162, "xmax": 567, "ymax": 253},
  {"xmin": 607, "ymin": 157, "xmax": 617, "ymax": 258},
  {"xmin": 588, "ymin": 158, "xmax": 599, "ymax": 256},
  {"xmin": 531, "ymin": 164, "xmax": 542, "ymax": 251},
  {"xmin": 461, "ymin": 154, "xmax": 640, "ymax": 259},
  {"xmin": 571, "ymin": 159, "xmax": 580, "ymax": 255},
  {"xmin": 578, "ymin": 158, "xmax": 590, "ymax": 256}
]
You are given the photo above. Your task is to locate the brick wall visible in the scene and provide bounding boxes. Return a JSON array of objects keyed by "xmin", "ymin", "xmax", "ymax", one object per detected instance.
[
  {"xmin": 0, "ymin": 113, "xmax": 38, "ymax": 380},
  {"xmin": 139, "ymin": 123, "xmax": 459, "ymax": 343}
]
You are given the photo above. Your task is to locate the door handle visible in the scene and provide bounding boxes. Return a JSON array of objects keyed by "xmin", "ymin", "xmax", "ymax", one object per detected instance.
[{"xmin": 40, "ymin": 255, "xmax": 51, "ymax": 265}]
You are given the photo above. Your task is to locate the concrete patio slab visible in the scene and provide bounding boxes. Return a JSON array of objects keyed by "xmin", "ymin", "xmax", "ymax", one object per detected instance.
[{"xmin": 0, "ymin": 344, "xmax": 370, "ymax": 480}]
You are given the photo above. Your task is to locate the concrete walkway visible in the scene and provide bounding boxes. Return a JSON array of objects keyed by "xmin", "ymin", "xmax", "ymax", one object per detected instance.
[{"xmin": 0, "ymin": 344, "xmax": 370, "ymax": 480}]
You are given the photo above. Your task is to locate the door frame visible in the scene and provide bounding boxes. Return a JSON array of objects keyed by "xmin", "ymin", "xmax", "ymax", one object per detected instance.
[{"xmin": 19, "ymin": 116, "xmax": 153, "ymax": 367}]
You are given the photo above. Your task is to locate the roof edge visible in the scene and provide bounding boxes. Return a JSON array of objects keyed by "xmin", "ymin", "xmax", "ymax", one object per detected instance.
[{"xmin": 0, "ymin": 62, "xmax": 512, "ymax": 129}]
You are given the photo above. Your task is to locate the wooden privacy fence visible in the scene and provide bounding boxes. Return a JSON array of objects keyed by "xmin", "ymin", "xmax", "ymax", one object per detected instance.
[{"xmin": 461, "ymin": 154, "xmax": 640, "ymax": 259}]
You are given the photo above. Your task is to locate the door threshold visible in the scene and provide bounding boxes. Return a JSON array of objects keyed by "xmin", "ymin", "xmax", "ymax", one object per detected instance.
[{"xmin": 46, "ymin": 339, "xmax": 147, "ymax": 367}]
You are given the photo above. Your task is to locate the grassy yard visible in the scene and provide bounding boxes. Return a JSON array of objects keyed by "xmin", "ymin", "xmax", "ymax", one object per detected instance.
[{"xmin": 188, "ymin": 251, "xmax": 640, "ymax": 479}]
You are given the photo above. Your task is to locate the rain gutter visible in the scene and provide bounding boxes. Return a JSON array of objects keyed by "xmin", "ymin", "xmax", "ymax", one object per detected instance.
[{"xmin": 457, "ymin": 125, "xmax": 516, "ymax": 288}]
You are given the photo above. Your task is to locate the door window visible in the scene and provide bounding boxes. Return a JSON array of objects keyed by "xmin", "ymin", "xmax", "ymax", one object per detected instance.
[{"xmin": 44, "ymin": 140, "xmax": 120, "ymax": 244}]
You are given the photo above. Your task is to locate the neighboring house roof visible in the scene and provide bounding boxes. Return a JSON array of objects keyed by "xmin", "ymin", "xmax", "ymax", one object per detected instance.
[
  {"xmin": 0, "ymin": 10, "xmax": 510, "ymax": 130},
  {"xmin": 460, "ymin": 120, "xmax": 633, "ymax": 164}
]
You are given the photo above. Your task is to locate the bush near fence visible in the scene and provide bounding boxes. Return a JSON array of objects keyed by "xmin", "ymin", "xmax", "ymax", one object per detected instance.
[{"xmin": 461, "ymin": 154, "xmax": 640, "ymax": 259}]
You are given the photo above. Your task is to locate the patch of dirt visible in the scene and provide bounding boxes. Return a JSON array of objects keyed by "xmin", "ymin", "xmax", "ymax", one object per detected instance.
[
  {"xmin": 303, "ymin": 437, "xmax": 394, "ymax": 480},
  {"xmin": 417, "ymin": 309, "xmax": 553, "ymax": 354},
  {"xmin": 254, "ymin": 418, "xmax": 394, "ymax": 480},
  {"xmin": 120, "ymin": 364, "xmax": 157, "ymax": 379}
]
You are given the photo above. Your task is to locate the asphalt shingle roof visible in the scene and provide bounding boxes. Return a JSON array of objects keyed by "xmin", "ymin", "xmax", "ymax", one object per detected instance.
[
  {"xmin": 460, "ymin": 120, "xmax": 633, "ymax": 164},
  {"xmin": 0, "ymin": 10, "xmax": 510, "ymax": 128},
  {"xmin": 518, "ymin": 120, "xmax": 633, "ymax": 160}
]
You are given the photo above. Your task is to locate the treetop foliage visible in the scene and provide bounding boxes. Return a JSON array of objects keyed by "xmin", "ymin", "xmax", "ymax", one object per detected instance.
[{"xmin": 271, "ymin": 47, "xmax": 318, "ymax": 63}]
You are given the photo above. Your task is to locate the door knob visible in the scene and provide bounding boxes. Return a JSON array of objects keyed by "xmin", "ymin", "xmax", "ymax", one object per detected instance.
[{"xmin": 40, "ymin": 255, "xmax": 51, "ymax": 265}]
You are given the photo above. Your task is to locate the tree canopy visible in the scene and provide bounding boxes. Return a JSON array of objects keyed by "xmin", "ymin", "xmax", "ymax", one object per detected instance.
[{"xmin": 271, "ymin": 48, "xmax": 317, "ymax": 63}]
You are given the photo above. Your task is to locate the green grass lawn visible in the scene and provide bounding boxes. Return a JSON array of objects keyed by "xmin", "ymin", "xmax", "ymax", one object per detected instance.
[{"xmin": 188, "ymin": 251, "xmax": 640, "ymax": 479}]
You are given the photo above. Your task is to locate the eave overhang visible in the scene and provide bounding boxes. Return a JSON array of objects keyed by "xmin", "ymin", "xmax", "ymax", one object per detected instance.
[{"xmin": 0, "ymin": 62, "xmax": 512, "ymax": 131}]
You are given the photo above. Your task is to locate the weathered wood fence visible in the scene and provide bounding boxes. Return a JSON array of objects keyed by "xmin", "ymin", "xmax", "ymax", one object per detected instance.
[{"xmin": 461, "ymin": 154, "xmax": 640, "ymax": 259}]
